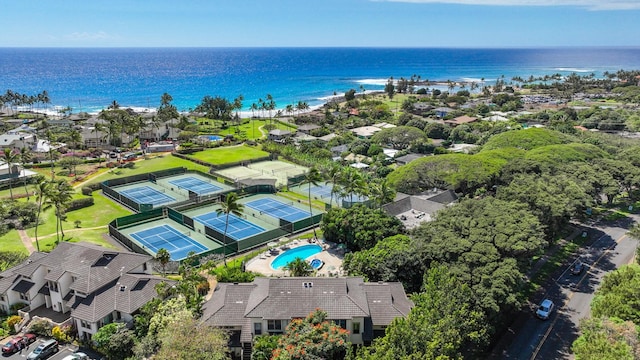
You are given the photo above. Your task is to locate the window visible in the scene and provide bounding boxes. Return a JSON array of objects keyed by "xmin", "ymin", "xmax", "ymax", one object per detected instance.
[
  {"xmin": 335, "ymin": 319, "xmax": 347, "ymax": 329},
  {"xmin": 353, "ymin": 322, "xmax": 361, "ymax": 334},
  {"xmin": 0, "ymin": 294, "xmax": 5, "ymax": 301},
  {"xmin": 254, "ymin": 322, "xmax": 262, "ymax": 335},
  {"xmin": 267, "ymin": 320, "xmax": 283, "ymax": 332},
  {"xmin": 80, "ymin": 320, "xmax": 90, "ymax": 329},
  {"xmin": 19, "ymin": 293, "xmax": 29, "ymax": 301},
  {"xmin": 49, "ymin": 281, "xmax": 59, "ymax": 292}
]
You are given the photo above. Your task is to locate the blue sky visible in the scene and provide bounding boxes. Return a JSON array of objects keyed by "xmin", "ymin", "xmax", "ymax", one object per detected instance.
[{"xmin": 0, "ymin": 0, "xmax": 638, "ymax": 47}]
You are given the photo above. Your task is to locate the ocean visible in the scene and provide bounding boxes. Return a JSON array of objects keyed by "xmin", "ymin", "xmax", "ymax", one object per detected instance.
[{"xmin": 1, "ymin": 47, "xmax": 640, "ymax": 114}]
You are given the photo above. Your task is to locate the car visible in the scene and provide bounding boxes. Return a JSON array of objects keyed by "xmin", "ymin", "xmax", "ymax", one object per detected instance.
[
  {"xmin": 2, "ymin": 334, "xmax": 37, "ymax": 354},
  {"xmin": 109, "ymin": 152, "xmax": 118, "ymax": 159},
  {"xmin": 570, "ymin": 260, "xmax": 585, "ymax": 275},
  {"xmin": 26, "ymin": 339, "xmax": 58, "ymax": 360},
  {"xmin": 61, "ymin": 352, "xmax": 89, "ymax": 360},
  {"xmin": 536, "ymin": 299, "xmax": 555, "ymax": 320}
]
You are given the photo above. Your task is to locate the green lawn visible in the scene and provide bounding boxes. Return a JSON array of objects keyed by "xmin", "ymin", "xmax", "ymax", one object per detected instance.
[
  {"xmin": 0, "ymin": 230, "xmax": 28, "ymax": 254},
  {"xmin": 36, "ymin": 228, "xmax": 118, "ymax": 252},
  {"xmin": 189, "ymin": 144, "xmax": 270, "ymax": 165},
  {"xmin": 84, "ymin": 154, "xmax": 210, "ymax": 186}
]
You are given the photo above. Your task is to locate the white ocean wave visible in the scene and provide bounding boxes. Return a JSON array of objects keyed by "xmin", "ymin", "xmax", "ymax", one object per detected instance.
[
  {"xmin": 554, "ymin": 67, "xmax": 596, "ymax": 73},
  {"xmin": 354, "ymin": 78, "xmax": 389, "ymax": 86}
]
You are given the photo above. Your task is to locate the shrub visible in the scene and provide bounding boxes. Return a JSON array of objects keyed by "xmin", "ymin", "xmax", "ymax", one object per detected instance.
[
  {"xmin": 67, "ymin": 197, "xmax": 95, "ymax": 212},
  {"xmin": 27, "ymin": 318, "xmax": 53, "ymax": 336},
  {"xmin": 6, "ymin": 315, "xmax": 22, "ymax": 332},
  {"xmin": 52, "ymin": 325, "xmax": 72, "ymax": 343},
  {"xmin": 81, "ymin": 182, "xmax": 102, "ymax": 195},
  {"xmin": 9, "ymin": 303, "xmax": 26, "ymax": 313}
]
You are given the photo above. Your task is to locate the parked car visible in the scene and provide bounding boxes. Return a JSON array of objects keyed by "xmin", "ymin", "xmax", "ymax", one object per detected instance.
[
  {"xmin": 27, "ymin": 339, "xmax": 59, "ymax": 360},
  {"xmin": 62, "ymin": 352, "xmax": 89, "ymax": 360},
  {"xmin": 570, "ymin": 260, "xmax": 585, "ymax": 275},
  {"xmin": 2, "ymin": 333, "xmax": 37, "ymax": 354},
  {"xmin": 536, "ymin": 299, "xmax": 555, "ymax": 320}
]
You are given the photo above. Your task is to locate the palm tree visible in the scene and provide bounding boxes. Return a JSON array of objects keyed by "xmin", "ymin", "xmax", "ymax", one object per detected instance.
[
  {"xmin": 156, "ymin": 248, "xmax": 171, "ymax": 277},
  {"xmin": 301, "ymin": 167, "xmax": 322, "ymax": 239},
  {"xmin": 284, "ymin": 257, "xmax": 313, "ymax": 277},
  {"xmin": 340, "ymin": 167, "xmax": 366, "ymax": 206},
  {"xmin": 216, "ymin": 192, "xmax": 244, "ymax": 267},
  {"xmin": 323, "ymin": 163, "xmax": 343, "ymax": 207},
  {"xmin": 1, "ymin": 148, "xmax": 18, "ymax": 200},
  {"xmin": 19, "ymin": 147, "xmax": 32, "ymax": 199},
  {"xmin": 369, "ymin": 178, "xmax": 396, "ymax": 209},
  {"xmin": 33, "ymin": 176, "xmax": 51, "ymax": 251},
  {"xmin": 47, "ymin": 179, "xmax": 74, "ymax": 242}
]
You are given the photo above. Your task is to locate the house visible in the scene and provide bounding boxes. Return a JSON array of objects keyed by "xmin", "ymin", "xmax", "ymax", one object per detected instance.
[
  {"xmin": 268, "ymin": 129, "xmax": 295, "ymax": 141},
  {"xmin": 296, "ymin": 124, "xmax": 321, "ymax": 135},
  {"xmin": 330, "ymin": 144, "xmax": 349, "ymax": 157},
  {"xmin": 434, "ymin": 107, "xmax": 454, "ymax": 118},
  {"xmin": 318, "ymin": 133, "xmax": 338, "ymax": 142},
  {"xmin": 351, "ymin": 126, "xmax": 382, "ymax": 139},
  {"xmin": 395, "ymin": 153, "xmax": 425, "ymax": 166},
  {"xmin": 412, "ymin": 102, "xmax": 432, "ymax": 115},
  {"xmin": 0, "ymin": 242, "xmax": 172, "ymax": 340},
  {"xmin": 383, "ymin": 189, "xmax": 458, "ymax": 229},
  {"xmin": 201, "ymin": 277, "xmax": 413, "ymax": 359},
  {"xmin": 0, "ymin": 132, "xmax": 37, "ymax": 151},
  {"xmin": 444, "ymin": 115, "xmax": 478, "ymax": 127}
]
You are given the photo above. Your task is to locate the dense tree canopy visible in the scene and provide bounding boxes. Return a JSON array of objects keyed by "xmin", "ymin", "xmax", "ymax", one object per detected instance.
[
  {"xmin": 481, "ymin": 127, "xmax": 570, "ymax": 151},
  {"xmin": 572, "ymin": 317, "xmax": 637, "ymax": 360},
  {"xmin": 591, "ymin": 265, "xmax": 640, "ymax": 323},
  {"xmin": 321, "ymin": 205, "xmax": 404, "ymax": 251},
  {"xmin": 370, "ymin": 126, "xmax": 427, "ymax": 150},
  {"xmin": 413, "ymin": 197, "xmax": 546, "ymax": 318},
  {"xmin": 359, "ymin": 265, "xmax": 487, "ymax": 360}
]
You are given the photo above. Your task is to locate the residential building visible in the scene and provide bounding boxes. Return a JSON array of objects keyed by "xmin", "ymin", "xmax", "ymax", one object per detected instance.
[
  {"xmin": 296, "ymin": 124, "xmax": 321, "ymax": 134},
  {"xmin": 444, "ymin": 115, "xmax": 478, "ymax": 127},
  {"xmin": 202, "ymin": 277, "xmax": 413, "ymax": 359},
  {"xmin": 0, "ymin": 242, "xmax": 171, "ymax": 340},
  {"xmin": 268, "ymin": 129, "xmax": 295, "ymax": 141}
]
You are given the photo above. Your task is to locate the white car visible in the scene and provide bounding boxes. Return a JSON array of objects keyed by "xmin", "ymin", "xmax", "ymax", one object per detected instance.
[
  {"xmin": 61, "ymin": 352, "xmax": 89, "ymax": 360},
  {"xmin": 535, "ymin": 299, "xmax": 555, "ymax": 320}
]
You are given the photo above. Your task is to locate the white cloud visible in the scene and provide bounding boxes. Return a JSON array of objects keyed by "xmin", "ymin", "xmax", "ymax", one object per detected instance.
[
  {"xmin": 380, "ymin": 0, "xmax": 640, "ymax": 10},
  {"xmin": 65, "ymin": 31, "xmax": 113, "ymax": 41}
]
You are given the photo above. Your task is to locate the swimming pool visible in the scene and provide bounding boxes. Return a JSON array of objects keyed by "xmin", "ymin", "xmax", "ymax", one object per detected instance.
[
  {"xmin": 309, "ymin": 258, "xmax": 324, "ymax": 270},
  {"xmin": 271, "ymin": 244, "xmax": 322, "ymax": 269},
  {"xmin": 207, "ymin": 135, "xmax": 222, "ymax": 141}
]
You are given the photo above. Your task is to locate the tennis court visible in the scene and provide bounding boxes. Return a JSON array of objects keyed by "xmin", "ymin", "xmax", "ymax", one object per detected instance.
[
  {"xmin": 130, "ymin": 224, "xmax": 208, "ymax": 261},
  {"xmin": 291, "ymin": 183, "xmax": 369, "ymax": 205},
  {"xmin": 168, "ymin": 176, "xmax": 222, "ymax": 195},
  {"xmin": 120, "ymin": 186, "xmax": 175, "ymax": 207},
  {"xmin": 245, "ymin": 198, "xmax": 311, "ymax": 222},
  {"xmin": 194, "ymin": 212, "xmax": 265, "ymax": 240}
]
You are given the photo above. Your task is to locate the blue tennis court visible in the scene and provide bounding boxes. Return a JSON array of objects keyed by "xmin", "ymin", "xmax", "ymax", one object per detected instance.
[
  {"xmin": 245, "ymin": 198, "xmax": 311, "ymax": 222},
  {"xmin": 194, "ymin": 212, "xmax": 265, "ymax": 240},
  {"xmin": 169, "ymin": 177, "xmax": 222, "ymax": 195},
  {"xmin": 120, "ymin": 186, "xmax": 175, "ymax": 206},
  {"xmin": 130, "ymin": 224, "xmax": 208, "ymax": 261},
  {"xmin": 299, "ymin": 183, "xmax": 368, "ymax": 203}
]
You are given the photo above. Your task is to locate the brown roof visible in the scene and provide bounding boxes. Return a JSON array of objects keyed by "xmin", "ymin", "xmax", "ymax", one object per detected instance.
[{"xmin": 444, "ymin": 115, "xmax": 478, "ymax": 126}]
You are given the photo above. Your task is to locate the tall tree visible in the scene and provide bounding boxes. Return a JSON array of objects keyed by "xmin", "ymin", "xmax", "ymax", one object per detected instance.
[
  {"xmin": 33, "ymin": 176, "xmax": 50, "ymax": 252},
  {"xmin": 301, "ymin": 167, "xmax": 322, "ymax": 238},
  {"xmin": 46, "ymin": 179, "xmax": 74, "ymax": 242},
  {"xmin": 216, "ymin": 192, "xmax": 244, "ymax": 267},
  {"xmin": 156, "ymin": 248, "xmax": 171, "ymax": 277},
  {"xmin": 272, "ymin": 309, "xmax": 350, "ymax": 360},
  {"xmin": 1, "ymin": 148, "xmax": 18, "ymax": 200},
  {"xmin": 359, "ymin": 265, "xmax": 487, "ymax": 359},
  {"xmin": 155, "ymin": 318, "xmax": 230, "ymax": 360}
]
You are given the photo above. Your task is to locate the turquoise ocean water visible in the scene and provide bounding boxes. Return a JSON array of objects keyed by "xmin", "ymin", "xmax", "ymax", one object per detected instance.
[{"xmin": 1, "ymin": 47, "xmax": 640, "ymax": 113}]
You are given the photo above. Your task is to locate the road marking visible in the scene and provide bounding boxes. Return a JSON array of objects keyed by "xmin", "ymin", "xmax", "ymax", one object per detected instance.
[{"xmin": 530, "ymin": 233, "xmax": 627, "ymax": 360}]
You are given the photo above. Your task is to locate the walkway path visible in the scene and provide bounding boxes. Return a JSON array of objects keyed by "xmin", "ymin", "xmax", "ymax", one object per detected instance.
[{"xmin": 18, "ymin": 229, "xmax": 36, "ymax": 254}]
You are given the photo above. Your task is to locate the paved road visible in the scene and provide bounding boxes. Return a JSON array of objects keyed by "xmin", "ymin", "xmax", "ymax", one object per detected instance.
[{"xmin": 494, "ymin": 216, "xmax": 638, "ymax": 359}]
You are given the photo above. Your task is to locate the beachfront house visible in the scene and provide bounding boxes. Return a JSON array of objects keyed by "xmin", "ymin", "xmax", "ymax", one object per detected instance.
[
  {"xmin": 202, "ymin": 277, "xmax": 413, "ymax": 359},
  {"xmin": 0, "ymin": 242, "xmax": 172, "ymax": 340}
]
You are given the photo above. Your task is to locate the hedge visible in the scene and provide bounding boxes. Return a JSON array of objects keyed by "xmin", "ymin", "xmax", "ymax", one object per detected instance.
[
  {"xmin": 81, "ymin": 183, "xmax": 102, "ymax": 195},
  {"xmin": 67, "ymin": 197, "xmax": 95, "ymax": 212}
]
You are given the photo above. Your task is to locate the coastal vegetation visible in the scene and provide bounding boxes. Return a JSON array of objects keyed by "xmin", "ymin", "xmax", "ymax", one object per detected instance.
[{"xmin": 2, "ymin": 69, "xmax": 640, "ymax": 358}]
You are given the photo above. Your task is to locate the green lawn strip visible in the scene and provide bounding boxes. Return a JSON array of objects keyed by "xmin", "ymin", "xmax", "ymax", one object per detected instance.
[
  {"xmin": 0, "ymin": 230, "xmax": 28, "ymax": 254},
  {"xmin": 84, "ymin": 155, "xmax": 209, "ymax": 186},
  {"xmin": 36, "ymin": 228, "xmax": 117, "ymax": 252},
  {"xmin": 218, "ymin": 120, "xmax": 267, "ymax": 140},
  {"xmin": 189, "ymin": 144, "xmax": 270, "ymax": 165},
  {"xmin": 26, "ymin": 194, "xmax": 132, "ymax": 238}
]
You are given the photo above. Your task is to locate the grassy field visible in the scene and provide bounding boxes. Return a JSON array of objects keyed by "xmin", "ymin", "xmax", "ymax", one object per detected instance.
[
  {"xmin": 189, "ymin": 144, "xmax": 270, "ymax": 165},
  {"xmin": 0, "ymin": 231, "xmax": 28, "ymax": 254}
]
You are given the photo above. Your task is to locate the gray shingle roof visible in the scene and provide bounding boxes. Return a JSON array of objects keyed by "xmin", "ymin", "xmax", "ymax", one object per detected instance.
[
  {"xmin": 362, "ymin": 282, "xmax": 413, "ymax": 326},
  {"xmin": 202, "ymin": 283, "xmax": 256, "ymax": 327},
  {"xmin": 0, "ymin": 252, "xmax": 48, "ymax": 294},
  {"xmin": 70, "ymin": 274, "xmax": 173, "ymax": 322},
  {"xmin": 12, "ymin": 242, "xmax": 152, "ymax": 294}
]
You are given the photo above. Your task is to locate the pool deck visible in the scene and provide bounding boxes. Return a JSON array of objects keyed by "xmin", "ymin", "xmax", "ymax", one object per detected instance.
[{"xmin": 246, "ymin": 239, "xmax": 345, "ymax": 277}]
